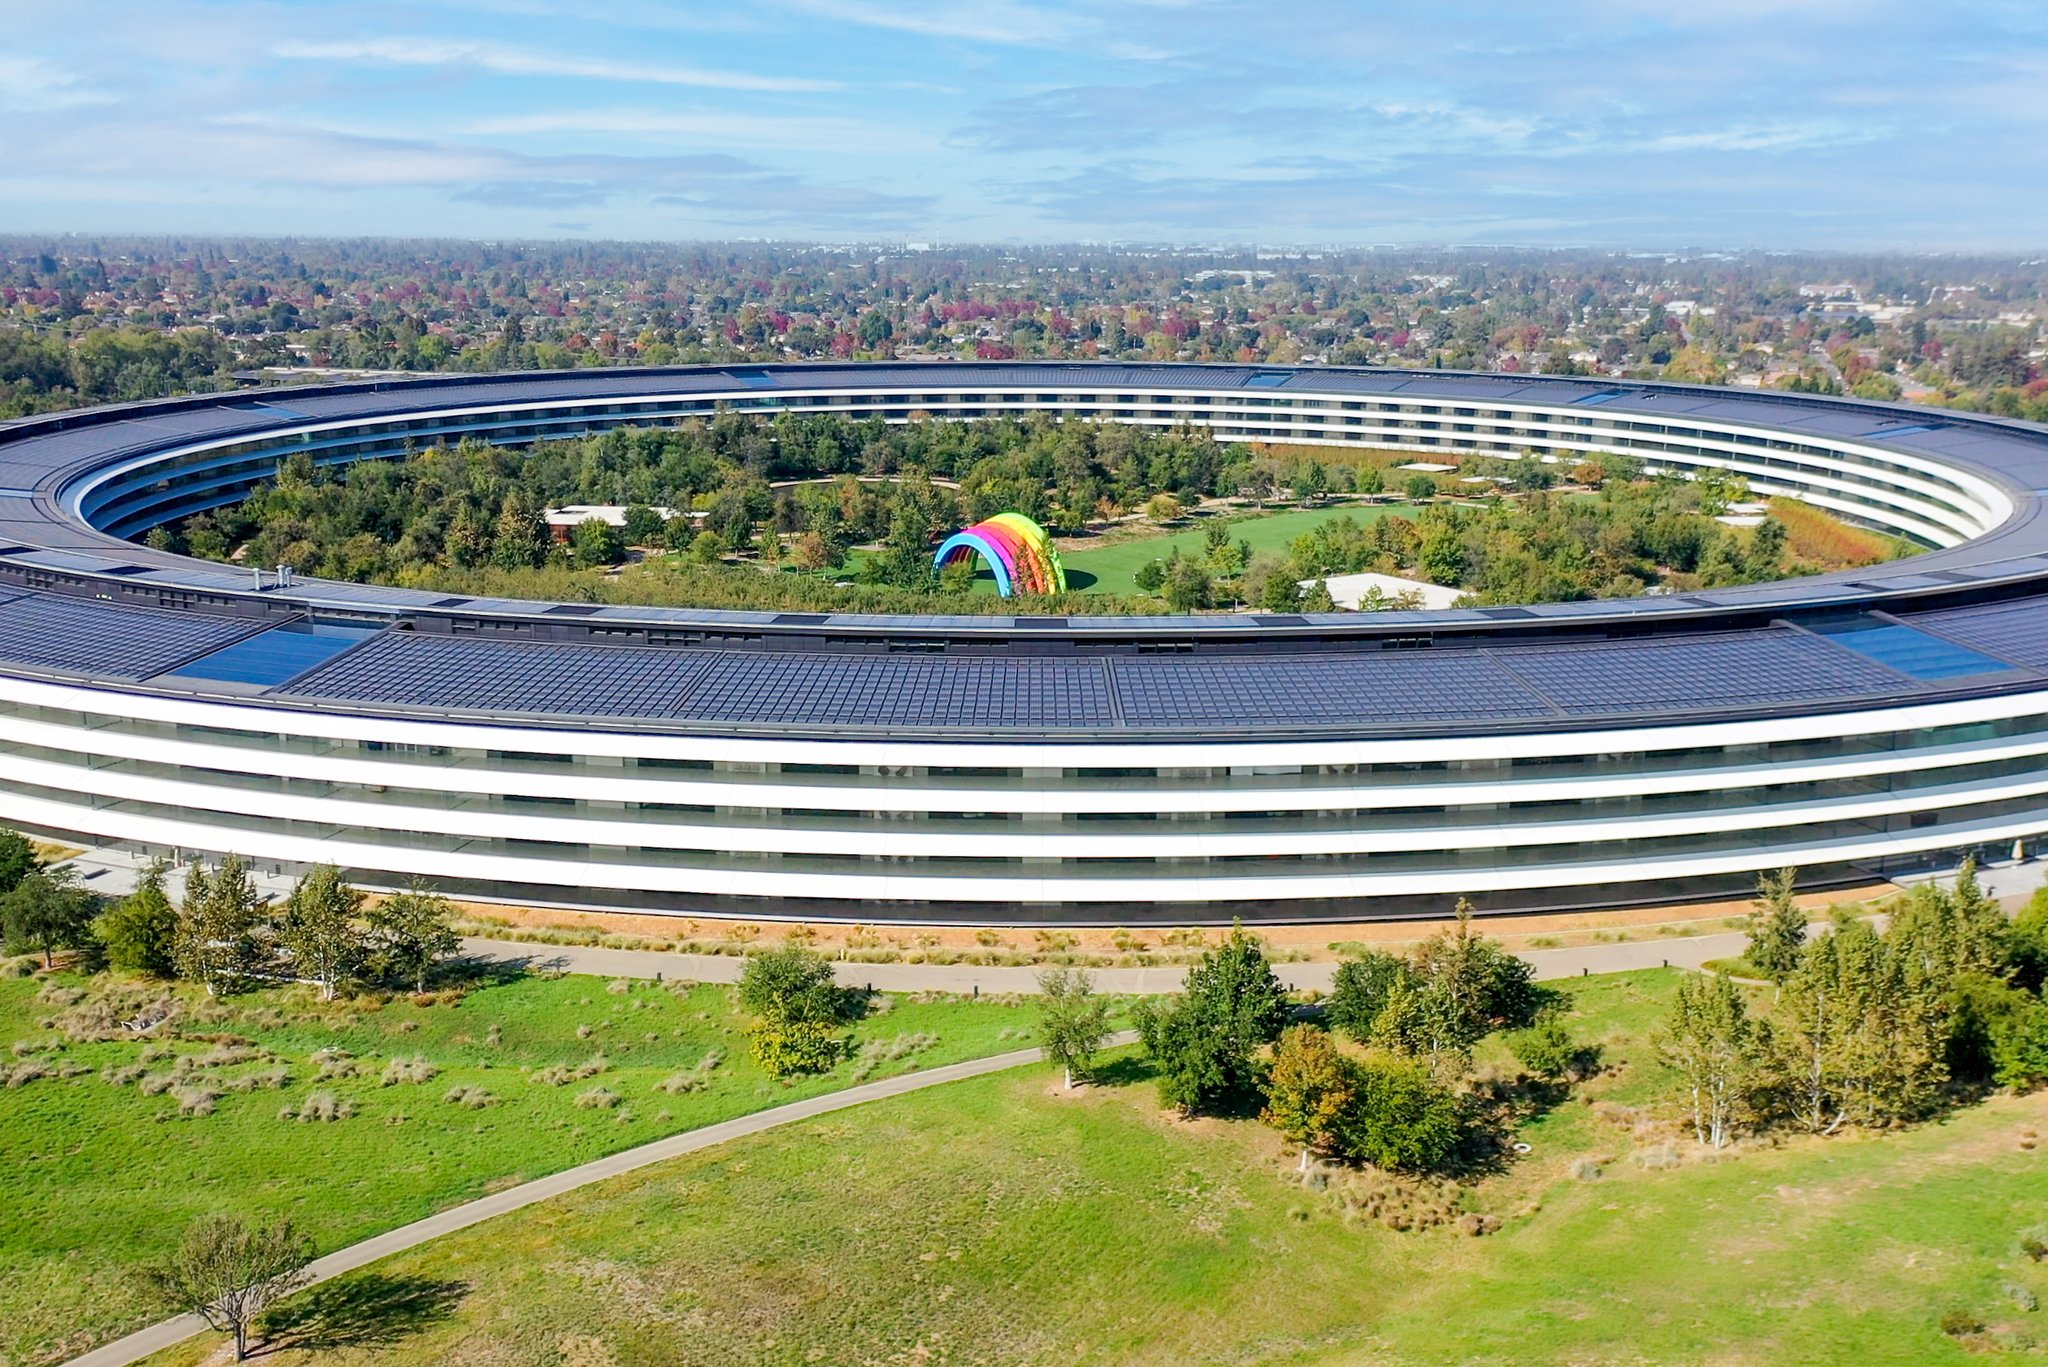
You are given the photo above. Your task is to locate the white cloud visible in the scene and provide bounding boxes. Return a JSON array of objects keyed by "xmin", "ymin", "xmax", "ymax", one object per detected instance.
[
  {"xmin": 456, "ymin": 107, "xmax": 934, "ymax": 153},
  {"xmin": 0, "ymin": 54, "xmax": 112, "ymax": 110},
  {"xmin": 272, "ymin": 37, "xmax": 838, "ymax": 93}
]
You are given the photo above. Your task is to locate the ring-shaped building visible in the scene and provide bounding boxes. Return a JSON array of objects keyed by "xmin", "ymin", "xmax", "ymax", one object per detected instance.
[{"xmin": 2, "ymin": 361, "xmax": 2048, "ymax": 924}]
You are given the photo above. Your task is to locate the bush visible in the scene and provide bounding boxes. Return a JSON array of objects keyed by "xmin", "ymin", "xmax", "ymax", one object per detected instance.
[
  {"xmin": 748, "ymin": 1018, "xmax": 845, "ymax": 1078},
  {"xmin": 223, "ymin": 1065, "xmax": 291, "ymax": 1092},
  {"xmin": 573, "ymin": 1086, "xmax": 621, "ymax": 1110},
  {"xmin": 3, "ymin": 1059, "xmax": 51, "ymax": 1088},
  {"xmin": 442, "ymin": 1085, "xmax": 498, "ymax": 1109},
  {"xmin": 1940, "ymin": 1308, "xmax": 1984, "ymax": 1338},
  {"xmin": 380, "ymin": 1054, "xmax": 439, "ymax": 1086},
  {"xmin": 286, "ymin": 1091, "xmax": 355, "ymax": 1123},
  {"xmin": 531, "ymin": 1053, "xmax": 609, "ymax": 1086},
  {"xmin": 172, "ymin": 1083, "xmax": 223, "ymax": 1117},
  {"xmin": 1506, "ymin": 1015, "xmax": 1585, "ymax": 1081},
  {"xmin": 1331, "ymin": 1050, "xmax": 1464, "ymax": 1172}
]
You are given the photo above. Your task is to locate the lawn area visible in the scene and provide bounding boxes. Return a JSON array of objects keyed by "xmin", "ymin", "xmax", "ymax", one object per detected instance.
[
  {"xmin": 0, "ymin": 969, "xmax": 1040, "ymax": 1367},
  {"xmin": 1059, "ymin": 500, "xmax": 1427, "ymax": 594},
  {"xmin": 137, "ymin": 968, "xmax": 2048, "ymax": 1366}
]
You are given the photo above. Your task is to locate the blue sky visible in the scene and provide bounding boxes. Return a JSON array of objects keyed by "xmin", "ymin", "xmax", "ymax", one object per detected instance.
[{"xmin": 3, "ymin": 0, "xmax": 2045, "ymax": 247}]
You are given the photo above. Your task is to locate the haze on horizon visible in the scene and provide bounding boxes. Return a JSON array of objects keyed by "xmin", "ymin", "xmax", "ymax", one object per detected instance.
[{"xmin": 3, "ymin": 0, "xmax": 2045, "ymax": 250}]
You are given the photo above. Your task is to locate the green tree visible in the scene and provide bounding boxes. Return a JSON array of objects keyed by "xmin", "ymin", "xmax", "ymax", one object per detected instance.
[
  {"xmin": 1300, "ymin": 578, "xmax": 1337, "ymax": 612},
  {"xmin": 1137, "ymin": 923, "xmax": 1287, "ymax": 1113},
  {"xmin": 1327, "ymin": 951, "xmax": 1414, "ymax": 1041},
  {"xmin": 570, "ymin": 516, "xmax": 626, "ymax": 567},
  {"xmin": 1262, "ymin": 1023, "xmax": 1356, "ymax": 1170},
  {"xmin": 364, "ymin": 882, "xmax": 458, "ymax": 994},
  {"xmin": 1992, "ymin": 999, "xmax": 2048, "ymax": 1091},
  {"xmin": 0, "ymin": 827, "xmax": 37, "ymax": 895},
  {"xmin": 1656, "ymin": 971, "xmax": 1760, "ymax": 1148},
  {"xmin": 738, "ymin": 944, "xmax": 849, "ymax": 1077},
  {"xmin": 1163, "ymin": 559, "xmax": 1212, "ymax": 612},
  {"xmin": 1332, "ymin": 1049, "xmax": 1464, "ymax": 1171},
  {"xmin": 136, "ymin": 1215, "xmax": 313, "ymax": 1361},
  {"xmin": 1745, "ymin": 867, "xmax": 1807, "ymax": 985},
  {"xmin": 1356, "ymin": 466, "xmax": 1385, "ymax": 499},
  {"xmin": 1134, "ymin": 558, "xmax": 1168, "ymax": 594},
  {"xmin": 1403, "ymin": 474, "xmax": 1436, "ymax": 502},
  {"xmin": 621, "ymin": 504, "xmax": 666, "ymax": 545},
  {"xmin": 96, "ymin": 860, "xmax": 179, "ymax": 976},
  {"xmin": 1035, "ymin": 966, "xmax": 1112, "ymax": 1088},
  {"xmin": 275, "ymin": 865, "xmax": 366, "ymax": 1000},
  {"xmin": 2, "ymin": 865, "xmax": 98, "ymax": 968},
  {"xmin": 1505, "ymin": 1012, "xmax": 1584, "ymax": 1082},
  {"xmin": 173, "ymin": 856, "xmax": 267, "ymax": 995}
]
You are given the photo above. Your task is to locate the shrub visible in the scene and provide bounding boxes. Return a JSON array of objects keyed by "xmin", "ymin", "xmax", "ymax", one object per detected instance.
[
  {"xmin": 380, "ymin": 1054, "xmax": 439, "ymax": 1086},
  {"xmin": 2006, "ymin": 1283, "xmax": 2039, "ymax": 1313},
  {"xmin": 286, "ymin": 1091, "xmax": 355, "ymax": 1123},
  {"xmin": 1940, "ymin": 1309, "xmax": 1984, "ymax": 1338},
  {"xmin": 573, "ymin": 1086, "xmax": 621, "ymax": 1110},
  {"xmin": 850, "ymin": 1032, "xmax": 937, "ymax": 1082},
  {"xmin": 101, "ymin": 1062, "xmax": 148, "ymax": 1086},
  {"xmin": 138, "ymin": 1071, "xmax": 179, "ymax": 1096},
  {"xmin": 1331, "ymin": 1050, "xmax": 1464, "ymax": 1172},
  {"xmin": 442, "ymin": 1085, "xmax": 498, "ymax": 1109},
  {"xmin": 1506, "ymin": 1015, "xmax": 1584, "ymax": 1081},
  {"xmin": 531, "ymin": 1054, "xmax": 610, "ymax": 1086},
  {"xmin": 172, "ymin": 1083, "xmax": 223, "ymax": 1117},
  {"xmin": 3, "ymin": 1059, "xmax": 52, "ymax": 1088},
  {"xmin": 2023, "ymin": 1236, "xmax": 2048, "ymax": 1262},
  {"xmin": 1570, "ymin": 1157, "xmax": 1603, "ymax": 1181},
  {"xmin": 198, "ymin": 1045, "xmax": 262, "ymax": 1069},
  {"xmin": 224, "ymin": 1065, "xmax": 291, "ymax": 1092}
]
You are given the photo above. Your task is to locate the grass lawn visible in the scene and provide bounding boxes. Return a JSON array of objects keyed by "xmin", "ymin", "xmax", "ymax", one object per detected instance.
[
  {"xmin": 137, "ymin": 968, "xmax": 2048, "ymax": 1366},
  {"xmin": 1059, "ymin": 500, "xmax": 1428, "ymax": 594},
  {"xmin": 0, "ymin": 969, "xmax": 1040, "ymax": 1366}
]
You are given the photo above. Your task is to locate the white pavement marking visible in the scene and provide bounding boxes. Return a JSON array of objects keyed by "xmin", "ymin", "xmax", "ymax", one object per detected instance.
[{"xmin": 61, "ymin": 1034, "xmax": 1135, "ymax": 1367}]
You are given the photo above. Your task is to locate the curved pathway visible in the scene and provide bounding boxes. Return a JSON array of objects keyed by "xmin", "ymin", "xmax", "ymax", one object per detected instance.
[{"xmin": 63, "ymin": 1033, "xmax": 1134, "ymax": 1367}]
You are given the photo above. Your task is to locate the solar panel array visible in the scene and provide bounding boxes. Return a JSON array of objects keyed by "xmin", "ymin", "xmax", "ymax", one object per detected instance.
[
  {"xmin": 1909, "ymin": 598, "xmax": 2048, "ymax": 667},
  {"xmin": 677, "ymin": 652, "xmax": 1118, "ymax": 728},
  {"xmin": 0, "ymin": 592, "xmax": 260, "ymax": 678},
  {"xmin": 1502, "ymin": 630, "xmax": 1917, "ymax": 714},
  {"xmin": 283, "ymin": 632, "xmax": 711, "ymax": 716},
  {"xmin": 1112, "ymin": 650, "xmax": 1547, "ymax": 725}
]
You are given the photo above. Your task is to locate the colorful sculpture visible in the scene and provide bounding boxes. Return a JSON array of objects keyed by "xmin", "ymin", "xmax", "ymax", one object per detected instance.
[{"xmin": 932, "ymin": 512, "xmax": 1067, "ymax": 596}]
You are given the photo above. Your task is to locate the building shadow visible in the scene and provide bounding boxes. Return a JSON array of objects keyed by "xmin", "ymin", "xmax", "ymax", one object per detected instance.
[{"xmin": 256, "ymin": 1274, "xmax": 468, "ymax": 1355}]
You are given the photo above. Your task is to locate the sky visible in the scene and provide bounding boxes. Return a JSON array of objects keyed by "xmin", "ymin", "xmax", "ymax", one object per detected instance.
[{"xmin": 2, "ymin": 0, "xmax": 2046, "ymax": 249}]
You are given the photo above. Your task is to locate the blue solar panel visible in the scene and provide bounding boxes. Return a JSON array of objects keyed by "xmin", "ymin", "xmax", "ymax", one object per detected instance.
[
  {"xmin": 1894, "ymin": 598, "xmax": 2048, "ymax": 668},
  {"xmin": 0, "ymin": 594, "xmax": 260, "ymax": 679},
  {"xmin": 1503, "ymin": 629, "xmax": 1914, "ymax": 713},
  {"xmin": 675, "ymin": 653, "xmax": 1116, "ymax": 729},
  {"xmin": 1806, "ymin": 617, "xmax": 2014, "ymax": 681},
  {"xmin": 165, "ymin": 621, "xmax": 382, "ymax": 687},
  {"xmin": 1113, "ymin": 651, "xmax": 1549, "ymax": 726},
  {"xmin": 285, "ymin": 633, "xmax": 711, "ymax": 716}
]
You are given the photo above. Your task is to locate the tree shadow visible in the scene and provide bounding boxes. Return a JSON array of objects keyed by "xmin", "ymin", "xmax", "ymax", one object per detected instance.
[
  {"xmin": 441, "ymin": 952, "xmax": 543, "ymax": 988},
  {"xmin": 1063, "ymin": 568, "xmax": 1098, "ymax": 590},
  {"xmin": 257, "ymin": 1274, "xmax": 468, "ymax": 1355},
  {"xmin": 1085, "ymin": 1053, "xmax": 1157, "ymax": 1089}
]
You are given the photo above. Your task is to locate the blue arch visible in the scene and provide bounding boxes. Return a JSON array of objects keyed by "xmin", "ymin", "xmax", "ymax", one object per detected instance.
[{"xmin": 932, "ymin": 530, "xmax": 1015, "ymax": 595}]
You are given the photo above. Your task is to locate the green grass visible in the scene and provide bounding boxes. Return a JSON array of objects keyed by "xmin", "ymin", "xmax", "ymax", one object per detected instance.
[
  {"xmin": 135, "ymin": 969, "xmax": 2048, "ymax": 1366},
  {"xmin": 0, "ymin": 970, "xmax": 1039, "ymax": 1366},
  {"xmin": 1058, "ymin": 501, "xmax": 1424, "ymax": 594}
]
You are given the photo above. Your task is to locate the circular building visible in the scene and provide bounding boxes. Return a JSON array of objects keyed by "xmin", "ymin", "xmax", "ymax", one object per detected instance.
[{"xmin": 0, "ymin": 362, "xmax": 2044, "ymax": 924}]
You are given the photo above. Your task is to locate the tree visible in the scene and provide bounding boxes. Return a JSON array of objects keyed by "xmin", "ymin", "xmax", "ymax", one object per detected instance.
[
  {"xmin": 1262, "ymin": 1024, "xmax": 1355, "ymax": 1170},
  {"xmin": 2, "ymin": 865, "xmax": 98, "ymax": 968},
  {"xmin": 738, "ymin": 944, "xmax": 849, "ymax": 1076},
  {"xmin": 1505, "ymin": 1013, "xmax": 1583, "ymax": 1082},
  {"xmin": 97, "ymin": 860, "xmax": 179, "ymax": 976},
  {"xmin": 1745, "ymin": 867, "xmax": 1807, "ymax": 985},
  {"xmin": 1036, "ymin": 966, "xmax": 1112, "ymax": 1087},
  {"xmin": 1656, "ymin": 971, "xmax": 1760, "ymax": 1148},
  {"xmin": 275, "ymin": 865, "xmax": 366, "ymax": 1000},
  {"xmin": 1327, "ymin": 951, "xmax": 1414, "ymax": 1040},
  {"xmin": 136, "ymin": 1215, "xmax": 314, "ymax": 1361},
  {"xmin": 621, "ymin": 504, "xmax": 666, "ymax": 545},
  {"xmin": 363, "ymin": 882, "xmax": 458, "ymax": 994},
  {"xmin": 1300, "ymin": 578, "xmax": 1337, "ymax": 612},
  {"xmin": 174, "ymin": 856, "xmax": 267, "ymax": 995},
  {"xmin": 570, "ymin": 516, "xmax": 626, "ymax": 568},
  {"xmin": 1143, "ymin": 492, "xmax": 1183, "ymax": 524},
  {"xmin": 1332, "ymin": 1049, "xmax": 1464, "ymax": 1171},
  {"xmin": 1355, "ymin": 465, "xmax": 1385, "ymax": 499},
  {"xmin": 0, "ymin": 827, "xmax": 37, "ymax": 896},
  {"xmin": 1163, "ymin": 559, "xmax": 1212, "ymax": 612},
  {"xmin": 1404, "ymin": 474, "xmax": 1437, "ymax": 502},
  {"xmin": 1138, "ymin": 923, "xmax": 1288, "ymax": 1113}
]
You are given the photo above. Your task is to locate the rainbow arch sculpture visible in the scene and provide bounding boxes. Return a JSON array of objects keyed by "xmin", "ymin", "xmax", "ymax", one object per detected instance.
[{"xmin": 932, "ymin": 512, "xmax": 1067, "ymax": 596}]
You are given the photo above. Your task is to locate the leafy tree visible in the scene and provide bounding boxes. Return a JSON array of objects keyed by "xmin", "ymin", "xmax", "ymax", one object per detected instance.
[
  {"xmin": 1890, "ymin": 858, "xmax": 2009, "ymax": 984},
  {"xmin": 1745, "ymin": 867, "xmax": 1807, "ymax": 985},
  {"xmin": 275, "ymin": 865, "xmax": 366, "ymax": 1000},
  {"xmin": 1163, "ymin": 559, "xmax": 1213, "ymax": 612},
  {"xmin": 1137, "ymin": 923, "xmax": 1287, "ymax": 1113},
  {"xmin": 1300, "ymin": 578, "xmax": 1337, "ymax": 612},
  {"xmin": 1133, "ymin": 558, "xmax": 1168, "ymax": 594},
  {"xmin": 1775, "ymin": 919, "xmax": 1948, "ymax": 1133},
  {"xmin": 1992, "ymin": 1000, "xmax": 2048, "ymax": 1091},
  {"xmin": 1332, "ymin": 1049, "xmax": 1464, "ymax": 1171},
  {"xmin": 570, "ymin": 516, "xmax": 627, "ymax": 568},
  {"xmin": 173, "ymin": 856, "xmax": 267, "ymax": 995},
  {"xmin": 621, "ymin": 504, "xmax": 666, "ymax": 545},
  {"xmin": 96, "ymin": 860, "xmax": 179, "ymax": 976},
  {"xmin": 1355, "ymin": 465, "xmax": 1385, "ymax": 499},
  {"xmin": 1143, "ymin": 492, "xmax": 1183, "ymax": 524},
  {"xmin": 1262, "ymin": 1024, "xmax": 1355, "ymax": 1170},
  {"xmin": 738, "ymin": 944, "xmax": 849, "ymax": 1076},
  {"xmin": 1035, "ymin": 966, "xmax": 1112, "ymax": 1087},
  {"xmin": 364, "ymin": 882, "xmax": 458, "ymax": 993},
  {"xmin": 2, "ymin": 865, "xmax": 99, "ymax": 968},
  {"xmin": 1657, "ymin": 971, "xmax": 1761, "ymax": 1148},
  {"xmin": 1327, "ymin": 951, "xmax": 1414, "ymax": 1040},
  {"xmin": 1505, "ymin": 1013, "xmax": 1584, "ymax": 1082},
  {"xmin": 136, "ymin": 1215, "xmax": 314, "ymax": 1361},
  {"xmin": 1404, "ymin": 474, "xmax": 1437, "ymax": 502},
  {"xmin": 0, "ymin": 827, "xmax": 37, "ymax": 896}
]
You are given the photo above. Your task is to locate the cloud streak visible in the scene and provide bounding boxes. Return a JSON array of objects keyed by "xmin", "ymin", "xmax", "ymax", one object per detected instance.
[{"xmin": 273, "ymin": 38, "xmax": 837, "ymax": 92}]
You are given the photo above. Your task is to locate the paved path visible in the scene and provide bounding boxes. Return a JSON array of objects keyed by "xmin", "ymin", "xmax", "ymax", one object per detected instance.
[
  {"xmin": 461, "ymin": 927, "xmax": 1755, "ymax": 995},
  {"xmin": 63, "ymin": 1033, "xmax": 1133, "ymax": 1367}
]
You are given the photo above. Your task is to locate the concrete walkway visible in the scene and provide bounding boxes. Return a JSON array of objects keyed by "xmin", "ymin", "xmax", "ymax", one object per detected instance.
[
  {"xmin": 63, "ymin": 1034, "xmax": 1133, "ymax": 1367},
  {"xmin": 461, "ymin": 927, "xmax": 1756, "ymax": 995}
]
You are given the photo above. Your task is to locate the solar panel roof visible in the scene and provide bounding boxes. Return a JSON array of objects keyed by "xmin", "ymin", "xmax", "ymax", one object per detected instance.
[
  {"xmin": 283, "ymin": 631, "xmax": 713, "ymax": 716},
  {"xmin": 0, "ymin": 593, "xmax": 260, "ymax": 679}
]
